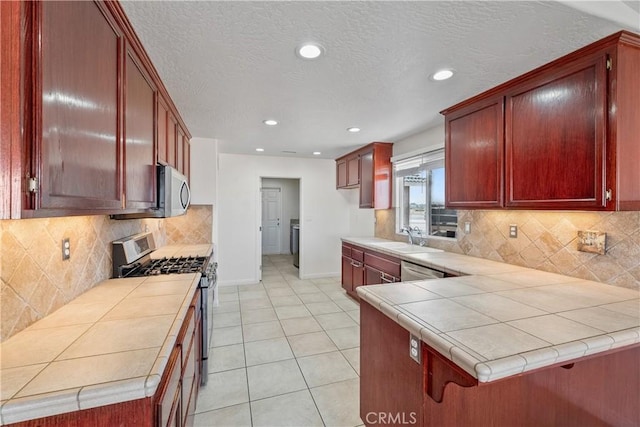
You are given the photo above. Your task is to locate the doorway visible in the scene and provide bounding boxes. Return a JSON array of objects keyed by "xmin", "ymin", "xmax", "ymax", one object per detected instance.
[{"xmin": 260, "ymin": 178, "xmax": 301, "ymax": 279}]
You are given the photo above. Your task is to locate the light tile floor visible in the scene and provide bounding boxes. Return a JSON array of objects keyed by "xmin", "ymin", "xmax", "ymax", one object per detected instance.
[{"xmin": 195, "ymin": 254, "xmax": 364, "ymax": 427}]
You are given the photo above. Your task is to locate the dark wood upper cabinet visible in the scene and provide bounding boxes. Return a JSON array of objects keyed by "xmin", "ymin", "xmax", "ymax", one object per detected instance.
[
  {"xmin": 177, "ymin": 127, "xmax": 185, "ymax": 174},
  {"xmin": 2, "ymin": 0, "xmax": 192, "ymax": 219},
  {"xmin": 124, "ymin": 44, "xmax": 156, "ymax": 209},
  {"xmin": 336, "ymin": 142, "xmax": 393, "ymax": 209},
  {"xmin": 442, "ymin": 31, "xmax": 640, "ymax": 211},
  {"xmin": 183, "ymin": 137, "xmax": 191, "ymax": 184},
  {"xmin": 157, "ymin": 97, "xmax": 169, "ymax": 165},
  {"xmin": 445, "ymin": 97, "xmax": 504, "ymax": 209},
  {"xmin": 37, "ymin": 0, "xmax": 123, "ymax": 211}
]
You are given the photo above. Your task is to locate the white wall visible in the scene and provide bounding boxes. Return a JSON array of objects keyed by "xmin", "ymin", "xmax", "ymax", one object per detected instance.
[
  {"xmin": 217, "ymin": 153, "xmax": 374, "ymax": 285},
  {"xmin": 392, "ymin": 124, "xmax": 445, "ymax": 158},
  {"xmin": 189, "ymin": 138, "xmax": 219, "ymax": 256},
  {"xmin": 262, "ymin": 178, "xmax": 300, "ymax": 254}
]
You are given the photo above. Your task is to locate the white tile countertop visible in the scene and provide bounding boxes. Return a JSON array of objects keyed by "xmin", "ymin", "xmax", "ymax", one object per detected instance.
[
  {"xmin": 347, "ymin": 237, "xmax": 640, "ymax": 383},
  {"xmin": 0, "ymin": 243, "xmax": 212, "ymax": 425}
]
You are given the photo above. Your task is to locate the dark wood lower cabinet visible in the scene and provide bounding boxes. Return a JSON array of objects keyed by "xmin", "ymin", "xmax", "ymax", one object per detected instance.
[{"xmin": 361, "ymin": 300, "xmax": 640, "ymax": 427}]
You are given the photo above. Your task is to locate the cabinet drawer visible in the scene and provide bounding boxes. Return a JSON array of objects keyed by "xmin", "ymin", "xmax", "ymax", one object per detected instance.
[
  {"xmin": 342, "ymin": 244, "xmax": 352, "ymax": 258},
  {"xmin": 364, "ymin": 251, "xmax": 400, "ymax": 278},
  {"xmin": 351, "ymin": 248, "xmax": 364, "ymax": 262},
  {"xmin": 156, "ymin": 346, "xmax": 181, "ymax": 427}
]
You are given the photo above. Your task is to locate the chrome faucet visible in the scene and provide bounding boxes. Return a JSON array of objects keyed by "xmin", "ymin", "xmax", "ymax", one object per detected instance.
[{"xmin": 401, "ymin": 226, "xmax": 420, "ymax": 245}]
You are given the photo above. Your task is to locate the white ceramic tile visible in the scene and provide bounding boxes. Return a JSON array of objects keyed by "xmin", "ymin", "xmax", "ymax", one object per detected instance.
[
  {"xmin": 305, "ymin": 301, "xmax": 342, "ymax": 315},
  {"xmin": 242, "ymin": 321, "xmax": 284, "ymax": 342},
  {"xmin": 247, "ymin": 359, "xmax": 307, "ymax": 401},
  {"xmin": 366, "ymin": 283, "xmax": 441, "ymax": 304},
  {"xmin": 213, "ymin": 311, "xmax": 242, "ymax": 328},
  {"xmin": 553, "ymin": 341, "xmax": 588, "ymax": 364},
  {"xmin": 1, "ymin": 324, "xmax": 92, "ymax": 369},
  {"xmin": 297, "ymin": 351, "xmax": 358, "ymax": 388},
  {"xmin": 212, "ymin": 325, "xmax": 243, "ymax": 347},
  {"xmin": 241, "ymin": 308, "xmax": 279, "ymax": 324},
  {"xmin": 326, "ymin": 326, "xmax": 360, "ymax": 350},
  {"xmin": 1, "ymin": 388, "xmax": 80, "ymax": 424},
  {"xmin": 445, "ymin": 323, "xmax": 550, "ymax": 360},
  {"xmin": 58, "ymin": 315, "xmax": 175, "ymax": 359},
  {"xmin": 210, "ymin": 344, "xmax": 246, "ymax": 373},
  {"xmin": 520, "ymin": 347, "xmax": 559, "ymax": 371},
  {"xmin": 341, "ymin": 348, "xmax": 360, "ymax": 375},
  {"xmin": 266, "ymin": 287, "xmax": 296, "ymax": 297},
  {"xmin": 333, "ymin": 297, "xmax": 360, "ymax": 311},
  {"xmin": 127, "ymin": 280, "xmax": 191, "ymax": 298},
  {"xmin": 447, "ymin": 275, "xmax": 526, "ymax": 292},
  {"xmin": 27, "ymin": 301, "xmax": 117, "ymax": 330},
  {"xmin": 345, "ymin": 310, "xmax": 360, "ymax": 325},
  {"xmin": 413, "ymin": 279, "xmax": 484, "ymax": 298},
  {"xmin": 507, "ymin": 315, "xmax": 604, "ymax": 345},
  {"xmin": 275, "ymin": 305, "xmax": 312, "ymax": 320},
  {"xmin": 194, "ymin": 403, "xmax": 251, "ymax": 427},
  {"xmin": 298, "ymin": 292, "xmax": 331, "ymax": 304},
  {"xmin": 240, "ymin": 297, "xmax": 272, "ymax": 311},
  {"xmin": 250, "ymin": 390, "xmax": 323, "ymax": 427},
  {"xmin": 495, "ymin": 288, "xmax": 593, "ymax": 313},
  {"xmin": 196, "ymin": 368, "xmax": 249, "ymax": 413},
  {"xmin": 102, "ymin": 294, "xmax": 186, "ymax": 321},
  {"xmin": 0, "ymin": 364, "xmax": 47, "ymax": 401},
  {"xmin": 244, "ymin": 337, "xmax": 294, "ymax": 366},
  {"xmin": 280, "ymin": 316, "xmax": 323, "ymax": 336},
  {"xmin": 398, "ymin": 299, "xmax": 498, "ymax": 332},
  {"xmin": 270, "ymin": 295, "xmax": 304, "ymax": 307},
  {"xmin": 212, "ymin": 300, "xmax": 240, "ymax": 313},
  {"xmin": 290, "ymin": 283, "xmax": 322, "ymax": 295},
  {"xmin": 482, "ymin": 355, "xmax": 528, "ymax": 382},
  {"xmin": 580, "ymin": 335, "xmax": 614, "ymax": 355},
  {"xmin": 599, "ymin": 299, "xmax": 640, "ymax": 318},
  {"xmin": 287, "ymin": 331, "xmax": 338, "ymax": 357},
  {"xmin": 314, "ymin": 312, "xmax": 358, "ymax": 331},
  {"xmin": 238, "ymin": 290, "xmax": 269, "ymax": 301},
  {"xmin": 487, "ymin": 270, "xmax": 582, "ymax": 287},
  {"xmin": 16, "ymin": 348, "xmax": 159, "ymax": 397},
  {"xmin": 310, "ymin": 378, "xmax": 362, "ymax": 427},
  {"xmin": 558, "ymin": 307, "xmax": 639, "ymax": 332},
  {"xmin": 452, "ymin": 294, "xmax": 547, "ymax": 321},
  {"xmin": 77, "ymin": 376, "xmax": 147, "ymax": 410}
]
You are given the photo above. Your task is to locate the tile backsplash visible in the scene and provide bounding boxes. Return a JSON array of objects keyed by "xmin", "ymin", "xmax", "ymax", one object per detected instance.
[
  {"xmin": 375, "ymin": 209, "xmax": 640, "ymax": 289},
  {"xmin": 0, "ymin": 205, "xmax": 212, "ymax": 342}
]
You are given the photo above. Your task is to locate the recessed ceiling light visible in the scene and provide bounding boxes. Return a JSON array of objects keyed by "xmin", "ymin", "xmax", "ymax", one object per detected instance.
[
  {"xmin": 263, "ymin": 119, "xmax": 278, "ymax": 126},
  {"xmin": 432, "ymin": 69, "xmax": 454, "ymax": 81},
  {"xmin": 256, "ymin": 148, "xmax": 265, "ymax": 152},
  {"xmin": 296, "ymin": 43, "xmax": 324, "ymax": 59},
  {"xmin": 347, "ymin": 127, "xmax": 361, "ymax": 133},
  {"xmin": 313, "ymin": 151, "xmax": 321, "ymax": 156}
]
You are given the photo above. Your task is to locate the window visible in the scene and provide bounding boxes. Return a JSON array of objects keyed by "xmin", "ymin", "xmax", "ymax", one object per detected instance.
[{"xmin": 394, "ymin": 149, "xmax": 457, "ymax": 239}]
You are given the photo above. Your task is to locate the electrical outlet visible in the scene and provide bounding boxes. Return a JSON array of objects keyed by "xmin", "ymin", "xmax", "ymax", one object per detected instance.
[
  {"xmin": 464, "ymin": 222, "xmax": 471, "ymax": 234},
  {"xmin": 409, "ymin": 334, "xmax": 421, "ymax": 364},
  {"xmin": 509, "ymin": 224, "xmax": 518, "ymax": 238},
  {"xmin": 62, "ymin": 238, "xmax": 71, "ymax": 260},
  {"xmin": 577, "ymin": 230, "xmax": 606, "ymax": 255}
]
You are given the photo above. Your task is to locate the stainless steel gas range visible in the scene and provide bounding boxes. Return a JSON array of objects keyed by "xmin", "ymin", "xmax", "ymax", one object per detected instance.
[{"xmin": 111, "ymin": 232, "xmax": 216, "ymax": 386}]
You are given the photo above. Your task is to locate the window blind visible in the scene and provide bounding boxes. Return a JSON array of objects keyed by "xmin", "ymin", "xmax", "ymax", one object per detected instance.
[{"xmin": 393, "ymin": 149, "xmax": 445, "ymax": 177}]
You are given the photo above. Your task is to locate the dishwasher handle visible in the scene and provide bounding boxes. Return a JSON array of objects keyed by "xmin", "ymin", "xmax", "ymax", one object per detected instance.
[{"xmin": 401, "ymin": 261, "xmax": 445, "ymax": 281}]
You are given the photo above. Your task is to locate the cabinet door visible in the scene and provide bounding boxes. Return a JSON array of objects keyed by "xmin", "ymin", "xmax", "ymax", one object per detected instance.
[
  {"xmin": 157, "ymin": 97, "xmax": 169, "ymax": 165},
  {"xmin": 347, "ymin": 156, "xmax": 360, "ymax": 187},
  {"xmin": 359, "ymin": 151, "xmax": 374, "ymax": 208},
  {"xmin": 37, "ymin": 1, "xmax": 123, "ymax": 210},
  {"xmin": 352, "ymin": 262, "xmax": 365, "ymax": 291},
  {"xmin": 342, "ymin": 256, "xmax": 354, "ymax": 292},
  {"xmin": 177, "ymin": 127, "xmax": 185, "ymax": 174},
  {"xmin": 124, "ymin": 45, "xmax": 156, "ymax": 209},
  {"xmin": 167, "ymin": 114, "xmax": 178, "ymax": 167},
  {"xmin": 156, "ymin": 347, "xmax": 182, "ymax": 427},
  {"xmin": 183, "ymin": 138, "xmax": 191, "ymax": 184},
  {"xmin": 336, "ymin": 160, "xmax": 347, "ymax": 188},
  {"xmin": 505, "ymin": 55, "xmax": 608, "ymax": 209},
  {"xmin": 445, "ymin": 97, "xmax": 504, "ymax": 209},
  {"xmin": 364, "ymin": 265, "xmax": 383, "ymax": 285}
]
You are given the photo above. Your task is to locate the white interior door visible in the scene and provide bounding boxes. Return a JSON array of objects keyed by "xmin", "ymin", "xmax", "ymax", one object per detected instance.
[{"xmin": 262, "ymin": 188, "xmax": 282, "ymax": 255}]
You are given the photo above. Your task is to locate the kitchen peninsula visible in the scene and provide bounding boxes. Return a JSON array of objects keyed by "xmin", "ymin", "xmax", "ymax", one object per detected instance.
[{"xmin": 347, "ymin": 238, "xmax": 640, "ymax": 426}]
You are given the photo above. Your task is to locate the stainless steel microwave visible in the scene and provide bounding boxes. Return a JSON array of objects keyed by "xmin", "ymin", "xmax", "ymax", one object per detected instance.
[
  {"xmin": 158, "ymin": 164, "xmax": 190, "ymax": 217},
  {"xmin": 111, "ymin": 164, "xmax": 190, "ymax": 219}
]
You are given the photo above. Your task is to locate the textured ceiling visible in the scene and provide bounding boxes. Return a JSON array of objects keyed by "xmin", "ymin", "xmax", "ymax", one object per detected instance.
[{"xmin": 120, "ymin": 1, "xmax": 639, "ymax": 159}]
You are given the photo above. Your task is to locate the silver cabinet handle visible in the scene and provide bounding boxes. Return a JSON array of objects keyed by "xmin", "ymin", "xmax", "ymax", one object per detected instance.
[
  {"xmin": 350, "ymin": 261, "xmax": 362, "ymax": 268},
  {"xmin": 380, "ymin": 272, "xmax": 395, "ymax": 283}
]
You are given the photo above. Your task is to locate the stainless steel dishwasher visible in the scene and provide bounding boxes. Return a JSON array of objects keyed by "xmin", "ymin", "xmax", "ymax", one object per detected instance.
[{"xmin": 400, "ymin": 260, "xmax": 445, "ymax": 281}]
